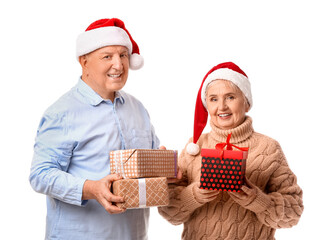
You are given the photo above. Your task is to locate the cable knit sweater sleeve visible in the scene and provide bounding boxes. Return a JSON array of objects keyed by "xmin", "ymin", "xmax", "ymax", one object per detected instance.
[
  {"xmin": 229, "ymin": 137, "xmax": 304, "ymax": 229},
  {"xmin": 158, "ymin": 144, "xmax": 205, "ymax": 225}
]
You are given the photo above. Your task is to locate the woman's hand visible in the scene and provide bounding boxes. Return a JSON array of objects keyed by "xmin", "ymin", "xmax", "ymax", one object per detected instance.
[
  {"xmin": 228, "ymin": 176, "xmax": 258, "ymax": 206},
  {"xmin": 193, "ymin": 182, "xmax": 220, "ymax": 204},
  {"xmin": 82, "ymin": 174, "xmax": 126, "ymax": 215}
]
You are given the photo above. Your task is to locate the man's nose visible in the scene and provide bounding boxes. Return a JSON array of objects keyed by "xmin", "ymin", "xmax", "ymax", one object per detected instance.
[{"xmin": 111, "ymin": 55, "xmax": 122, "ymax": 70}]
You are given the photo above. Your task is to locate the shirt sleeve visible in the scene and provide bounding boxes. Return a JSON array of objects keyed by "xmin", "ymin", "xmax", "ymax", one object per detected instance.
[
  {"xmin": 29, "ymin": 111, "xmax": 86, "ymax": 206},
  {"xmin": 150, "ymin": 123, "xmax": 160, "ymax": 150}
]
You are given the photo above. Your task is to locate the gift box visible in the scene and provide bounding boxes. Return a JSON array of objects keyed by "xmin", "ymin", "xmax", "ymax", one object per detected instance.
[
  {"xmin": 112, "ymin": 177, "xmax": 169, "ymax": 209},
  {"xmin": 200, "ymin": 134, "xmax": 249, "ymax": 192},
  {"xmin": 110, "ymin": 149, "xmax": 178, "ymax": 179}
]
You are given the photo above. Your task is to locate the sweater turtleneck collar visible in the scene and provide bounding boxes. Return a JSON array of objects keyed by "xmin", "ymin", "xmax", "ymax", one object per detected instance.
[{"xmin": 209, "ymin": 116, "xmax": 254, "ymax": 144}]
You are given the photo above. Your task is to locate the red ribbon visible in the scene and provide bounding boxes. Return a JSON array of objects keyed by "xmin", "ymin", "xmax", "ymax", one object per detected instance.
[{"xmin": 215, "ymin": 133, "xmax": 249, "ymax": 157}]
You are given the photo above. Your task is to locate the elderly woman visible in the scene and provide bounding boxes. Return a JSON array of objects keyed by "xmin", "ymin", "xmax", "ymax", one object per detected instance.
[{"xmin": 158, "ymin": 62, "xmax": 303, "ymax": 240}]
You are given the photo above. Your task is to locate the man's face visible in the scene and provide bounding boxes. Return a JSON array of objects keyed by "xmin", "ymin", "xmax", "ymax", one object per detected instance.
[{"xmin": 80, "ymin": 45, "xmax": 130, "ymax": 101}]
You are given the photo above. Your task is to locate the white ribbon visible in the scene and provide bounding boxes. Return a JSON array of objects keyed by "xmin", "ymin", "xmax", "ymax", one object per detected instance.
[
  {"xmin": 114, "ymin": 151, "xmax": 127, "ymax": 179},
  {"xmin": 138, "ymin": 178, "xmax": 147, "ymax": 208},
  {"xmin": 113, "ymin": 150, "xmax": 137, "ymax": 179}
]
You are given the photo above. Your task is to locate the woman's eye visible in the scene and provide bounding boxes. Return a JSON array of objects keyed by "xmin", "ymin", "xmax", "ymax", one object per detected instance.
[{"xmin": 226, "ymin": 95, "xmax": 235, "ymax": 100}]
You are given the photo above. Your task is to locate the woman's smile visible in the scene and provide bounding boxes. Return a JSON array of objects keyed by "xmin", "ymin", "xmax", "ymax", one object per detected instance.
[{"xmin": 218, "ymin": 113, "xmax": 232, "ymax": 119}]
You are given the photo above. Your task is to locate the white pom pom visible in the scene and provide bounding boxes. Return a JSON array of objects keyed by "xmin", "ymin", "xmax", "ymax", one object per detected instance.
[
  {"xmin": 130, "ymin": 53, "xmax": 144, "ymax": 70},
  {"xmin": 186, "ymin": 142, "xmax": 200, "ymax": 155}
]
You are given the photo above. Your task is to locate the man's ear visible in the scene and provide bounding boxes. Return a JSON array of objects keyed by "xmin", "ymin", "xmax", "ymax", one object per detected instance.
[{"xmin": 79, "ymin": 55, "xmax": 88, "ymax": 69}]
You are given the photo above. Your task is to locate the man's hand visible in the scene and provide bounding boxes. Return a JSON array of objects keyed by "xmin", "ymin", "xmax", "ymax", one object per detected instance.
[
  {"xmin": 158, "ymin": 145, "xmax": 183, "ymax": 184},
  {"xmin": 82, "ymin": 174, "xmax": 126, "ymax": 214},
  {"xmin": 167, "ymin": 168, "xmax": 183, "ymax": 184}
]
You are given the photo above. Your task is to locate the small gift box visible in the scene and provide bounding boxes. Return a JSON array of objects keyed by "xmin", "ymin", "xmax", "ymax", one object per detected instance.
[
  {"xmin": 200, "ymin": 133, "xmax": 249, "ymax": 192},
  {"xmin": 112, "ymin": 177, "xmax": 169, "ymax": 209},
  {"xmin": 110, "ymin": 149, "xmax": 178, "ymax": 179}
]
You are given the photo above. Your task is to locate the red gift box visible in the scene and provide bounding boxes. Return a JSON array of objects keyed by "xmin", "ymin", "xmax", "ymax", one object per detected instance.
[{"xmin": 200, "ymin": 133, "xmax": 249, "ymax": 192}]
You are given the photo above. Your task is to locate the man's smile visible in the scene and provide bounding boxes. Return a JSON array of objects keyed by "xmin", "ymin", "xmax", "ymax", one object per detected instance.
[{"xmin": 107, "ymin": 73, "xmax": 122, "ymax": 78}]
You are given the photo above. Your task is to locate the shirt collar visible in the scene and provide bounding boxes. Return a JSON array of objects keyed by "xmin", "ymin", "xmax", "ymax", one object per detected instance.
[
  {"xmin": 76, "ymin": 78, "xmax": 125, "ymax": 106},
  {"xmin": 114, "ymin": 91, "xmax": 125, "ymax": 105}
]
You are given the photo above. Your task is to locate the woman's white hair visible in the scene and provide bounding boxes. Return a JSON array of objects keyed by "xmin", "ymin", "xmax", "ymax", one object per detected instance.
[{"xmin": 205, "ymin": 79, "xmax": 250, "ymax": 109}]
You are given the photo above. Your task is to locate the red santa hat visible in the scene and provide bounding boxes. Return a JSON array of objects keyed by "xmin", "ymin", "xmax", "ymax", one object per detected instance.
[
  {"xmin": 76, "ymin": 18, "xmax": 144, "ymax": 70},
  {"xmin": 186, "ymin": 62, "xmax": 253, "ymax": 155}
]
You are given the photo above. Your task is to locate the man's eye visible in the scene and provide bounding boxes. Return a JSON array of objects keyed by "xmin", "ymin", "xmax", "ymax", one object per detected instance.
[{"xmin": 120, "ymin": 53, "xmax": 128, "ymax": 58}]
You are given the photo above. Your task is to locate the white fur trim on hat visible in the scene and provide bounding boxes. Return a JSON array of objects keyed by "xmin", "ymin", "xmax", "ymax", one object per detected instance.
[
  {"xmin": 186, "ymin": 142, "xmax": 200, "ymax": 155},
  {"xmin": 201, "ymin": 68, "xmax": 252, "ymax": 109},
  {"xmin": 76, "ymin": 26, "xmax": 132, "ymax": 59}
]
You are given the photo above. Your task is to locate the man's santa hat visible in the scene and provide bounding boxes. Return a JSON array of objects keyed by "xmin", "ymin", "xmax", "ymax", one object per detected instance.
[
  {"xmin": 186, "ymin": 62, "xmax": 253, "ymax": 155},
  {"xmin": 76, "ymin": 18, "xmax": 144, "ymax": 70}
]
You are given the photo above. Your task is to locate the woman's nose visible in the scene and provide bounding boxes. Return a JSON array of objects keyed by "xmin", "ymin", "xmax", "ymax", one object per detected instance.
[{"xmin": 218, "ymin": 100, "xmax": 228, "ymax": 110}]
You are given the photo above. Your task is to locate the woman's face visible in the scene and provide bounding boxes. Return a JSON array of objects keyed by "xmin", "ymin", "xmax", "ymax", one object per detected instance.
[{"xmin": 206, "ymin": 80, "xmax": 249, "ymax": 130}]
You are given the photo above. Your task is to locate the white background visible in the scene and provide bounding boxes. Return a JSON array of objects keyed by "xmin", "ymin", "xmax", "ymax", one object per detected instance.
[{"xmin": 1, "ymin": 0, "xmax": 331, "ymax": 239}]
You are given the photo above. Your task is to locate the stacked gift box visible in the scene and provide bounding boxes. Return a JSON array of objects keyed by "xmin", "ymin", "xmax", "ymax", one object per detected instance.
[{"xmin": 110, "ymin": 149, "xmax": 178, "ymax": 209}]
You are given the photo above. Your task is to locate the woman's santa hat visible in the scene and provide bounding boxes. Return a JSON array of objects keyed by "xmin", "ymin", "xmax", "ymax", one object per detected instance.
[
  {"xmin": 186, "ymin": 62, "xmax": 253, "ymax": 155},
  {"xmin": 76, "ymin": 18, "xmax": 144, "ymax": 70}
]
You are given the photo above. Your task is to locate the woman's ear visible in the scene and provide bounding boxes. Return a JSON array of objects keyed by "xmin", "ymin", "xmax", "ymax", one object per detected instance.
[{"xmin": 245, "ymin": 100, "xmax": 250, "ymax": 112}]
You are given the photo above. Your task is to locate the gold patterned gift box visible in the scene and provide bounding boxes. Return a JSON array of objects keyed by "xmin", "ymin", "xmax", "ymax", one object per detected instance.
[
  {"xmin": 110, "ymin": 149, "xmax": 178, "ymax": 179},
  {"xmin": 112, "ymin": 177, "xmax": 169, "ymax": 209}
]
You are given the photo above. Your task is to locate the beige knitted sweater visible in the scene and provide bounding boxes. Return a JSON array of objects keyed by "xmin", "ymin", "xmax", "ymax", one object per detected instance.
[{"xmin": 158, "ymin": 116, "xmax": 303, "ymax": 240}]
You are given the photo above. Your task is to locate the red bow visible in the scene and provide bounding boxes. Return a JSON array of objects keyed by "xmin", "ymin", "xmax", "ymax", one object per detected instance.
[{"xmin": 215, "ymin": 133, "xmax": 249, "ymax": 157}]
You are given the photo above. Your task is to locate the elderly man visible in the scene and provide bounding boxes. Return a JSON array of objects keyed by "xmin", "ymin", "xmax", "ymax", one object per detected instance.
[{"xmin": 30, "ymin": 18, "xmax": 160, "ymax": 240}]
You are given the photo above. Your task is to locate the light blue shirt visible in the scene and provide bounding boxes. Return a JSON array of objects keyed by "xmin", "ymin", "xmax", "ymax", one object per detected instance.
[{"xmin": 30, "ymin": 78, "xmax": 160, "ymax": 240}]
